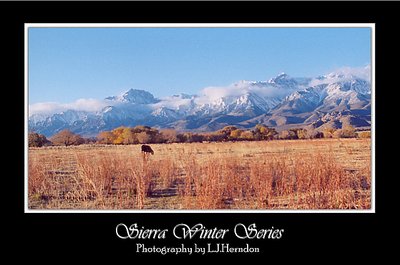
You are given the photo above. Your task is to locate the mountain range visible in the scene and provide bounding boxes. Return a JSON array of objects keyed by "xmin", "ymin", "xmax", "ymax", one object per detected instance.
[{"xmin": 29, "ymin": 70, "xmax": 371, "ymax": 137}]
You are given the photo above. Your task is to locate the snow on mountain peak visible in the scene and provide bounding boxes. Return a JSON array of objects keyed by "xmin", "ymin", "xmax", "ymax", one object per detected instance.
[
  {"xmin": 268, "ymin": 72, "xmax": 288, "ymax": 83},
  {"xmin": 29, "ymin": 67, "xmax": 371, "ymax": 137},
  {"xmin": 326, "ymin": 72, "xmax": 346, "ymax": 79},
  {"xmin": 106, "ymin": 89, "xmax": 159, "ymax": 104},
  {"xmin": 172, "ymin": 93, "xmax": 195, "ymax": 99},
  {"xmin": 151, "ymin": 107, "xmax": 180, "ymax": 119},
  {"xmin": 267, "ymin": 72, "xmax": 302, "ymax": 90},
  {"xmin": 309, "ymin": 70, "xmax": 370, "ymax": 88},
  {"xmin": 313, "ymin": 65, "xmax": 371, "ymax": 86}
]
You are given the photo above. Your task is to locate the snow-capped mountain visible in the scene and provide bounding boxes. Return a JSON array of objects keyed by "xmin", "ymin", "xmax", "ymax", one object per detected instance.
[
  {"xmin": 262, "ymin": 72, "xmax": 371, "ymax": 129},
  {"xmin": 29, "ymin": 71, "xmax": 371, "ymax": 137},
  {"xmin": 105, "ymin": 89, "xmax": 159, "ymax": 104}
]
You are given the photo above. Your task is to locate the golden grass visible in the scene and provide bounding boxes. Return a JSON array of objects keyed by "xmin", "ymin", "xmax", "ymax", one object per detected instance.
[{"xmin": 28, "ymin": 138, "xmax": 371, "ymax": 210}]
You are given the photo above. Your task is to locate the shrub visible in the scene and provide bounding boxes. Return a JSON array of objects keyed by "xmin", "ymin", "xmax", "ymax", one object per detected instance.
[
  {"xmin": 279, "ymin": 130, "xmax": 297, "ymax": 140},
  {"xmin": 358, "ymin": 131, "xmax": 371, "ymax": 138},
  {"xmin": 323, "ymin": 128, "xmax": 336, "ymax": 138},
  {"xmin": 230, "ymin": 129, "xmax": 244, "ymax": 140},
  {"xmin": 51, "ymin": 129, "xmax": 85, "ymax": 146},
  {"xmin": 160, "ymin": 129, "xmax": 178, "ymax": 143},
  {"xmin": 253, "ymin": 124, "xmax": 277, "ymax": 140},
  {"xmin": 239, "ymin": 130, "xmax": 254, "ymax": 140},
  {"xmin": 341, "ymin": 125, "xmax": 356, "ymax": 138},
  {"xmin": 97, "ymin": 131, "xmax": 116, "ymax": 144},
  {"xmin": 28, "ymin": 132, "xmax": 50, "ymax": 147}
]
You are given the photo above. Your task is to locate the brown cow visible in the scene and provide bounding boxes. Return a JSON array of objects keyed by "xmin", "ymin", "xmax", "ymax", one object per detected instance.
[{"xmin": 141, "ymin": 144, "xmax": 154, "ymax": 155}]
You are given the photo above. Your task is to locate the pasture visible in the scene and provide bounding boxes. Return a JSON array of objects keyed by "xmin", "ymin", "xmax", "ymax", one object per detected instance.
[{"xmin": 28, "ymin": 138, "xmax": 371, "ymax": 210}]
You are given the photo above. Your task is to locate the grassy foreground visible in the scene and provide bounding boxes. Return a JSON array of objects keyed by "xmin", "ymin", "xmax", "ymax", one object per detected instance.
[{"xmin": 28, "ymin": 138, "xmax": 371, "ymax": 210}]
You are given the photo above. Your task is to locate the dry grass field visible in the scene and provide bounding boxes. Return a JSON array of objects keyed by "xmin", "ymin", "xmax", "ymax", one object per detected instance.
[{"xmin": 28, "ymin": 138, "xmax": 371, "ymax": 210}]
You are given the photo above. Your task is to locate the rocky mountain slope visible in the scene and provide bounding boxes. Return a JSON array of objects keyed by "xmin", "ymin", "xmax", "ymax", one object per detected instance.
[{"xmin": 29, "ymin": 70, "xmax": 371, "ymax": 137}]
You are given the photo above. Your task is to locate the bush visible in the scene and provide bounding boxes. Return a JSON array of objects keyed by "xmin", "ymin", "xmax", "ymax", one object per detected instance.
[
  {"xmin": 279, "ymin": 130, "xmax": 298, "ymax": 140},
  {"xmin": 177, "ymin": 132, "xmax": 204, "ymax": 143},
  {"xmin": 341, "ymin": 125, "xmax": 356, "ymax": 138},
  {"xmin": 310, "ymin": 131, "xmax": 324, "ymax": 139},
  {"xmin": 239, "ymin": 130, "xmax": 254, "ymax": 140},
  {"xmin": 358, "ymin": 131, "xmax": 371, "ymax": 138},
  {"xmin": 51, "ymin": 129, "xmax": 85, "ymax": 146},
  {"xmin": 97, "ymin": 131, "xmax": 116, "ymax": 144},
  {"xmin": 28, "ymin": 132, "xmax": 50, "ymax": 147},
  {"xmin": 323, "ymin": 128, "xmax": 336, "ymax": 138},
  {"xmin": 160, "ymin": 129, "xmax": 178, "ymax": 143},
  {"xmin": 94, "ymin": 123, "xmax": 346, "ymax": 145},
  {"xmin": 136, "ymin": 131, "xmax": 151, "ymax": 144},
  {"xmin": 253, "ymin": 124, "xmax": 277, "ymax": 140},
  {"xmin": 333, "ymin": 129, "xmax": 343, "ymax": 139},
  {"xmin": 296, "ymin": 129, "xmax": 308, "ymax": 139},
  {"xmin": 230, "ymin": 129, "xmax": 243, "ymax": 140}
]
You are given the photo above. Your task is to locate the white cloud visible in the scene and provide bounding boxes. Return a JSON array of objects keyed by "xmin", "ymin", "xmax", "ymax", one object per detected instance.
[
  {"xmin": 201, "ymin": 85, "xmax": 244, "ymax": 101},
  {"xmin": 196, "ymin": 80, "xmax": 293, "ymax": 105},
  {"xmin": 30, "ymin": 65, "xmax": 371, "ymax": 116},
  {"xmin": 335, "ymin": 64, "xmax": 371, "ymax": 81},
  {"xmin": 29, "ymin": 98, "xmax": 109, "ymax": 116},
  {"xmin": 152, "ymin": 96, "xmax": 192, "ymax": 110},
  {"xmin": 309, "ymin": 65, "xmax": 371, "ymax": 87},
  {"xmin": 64, "ymin": 98, "xmax": 109, "ymax": 112},
  {"xmin": 29, "ymin": 102, "xmax": 64, "ymax": 116}
]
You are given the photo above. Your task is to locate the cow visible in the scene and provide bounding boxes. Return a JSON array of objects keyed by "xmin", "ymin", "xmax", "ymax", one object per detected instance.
[{"xmin": 141, "ymin": 144, "xmax": 154, "ymax": 155}]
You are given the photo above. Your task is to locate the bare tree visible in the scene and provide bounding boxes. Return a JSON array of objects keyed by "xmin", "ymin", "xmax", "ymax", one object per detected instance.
[
  {"xmin": 51, "ymin": 129, "xmax": 84, "ymax": 146},
  {"xmin": 28, "ymin": 132, "xmax": 50, "ymax": 147}
]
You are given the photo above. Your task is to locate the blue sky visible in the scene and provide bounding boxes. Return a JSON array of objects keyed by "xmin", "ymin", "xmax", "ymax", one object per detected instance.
[{"xmin": 28, "ymin": 26, "xmax": 371, "ymax": 104}]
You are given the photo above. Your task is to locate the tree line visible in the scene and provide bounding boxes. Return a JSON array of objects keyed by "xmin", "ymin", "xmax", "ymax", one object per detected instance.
[{"xmin": 28, "ymin": 124, "xmax": 370, "ymax": 147}]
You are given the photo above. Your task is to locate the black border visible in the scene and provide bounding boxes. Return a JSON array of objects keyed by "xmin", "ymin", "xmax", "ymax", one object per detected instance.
[{"xmin": 5, "ymin": 1, "xmax": 394, "ymax": 258}]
